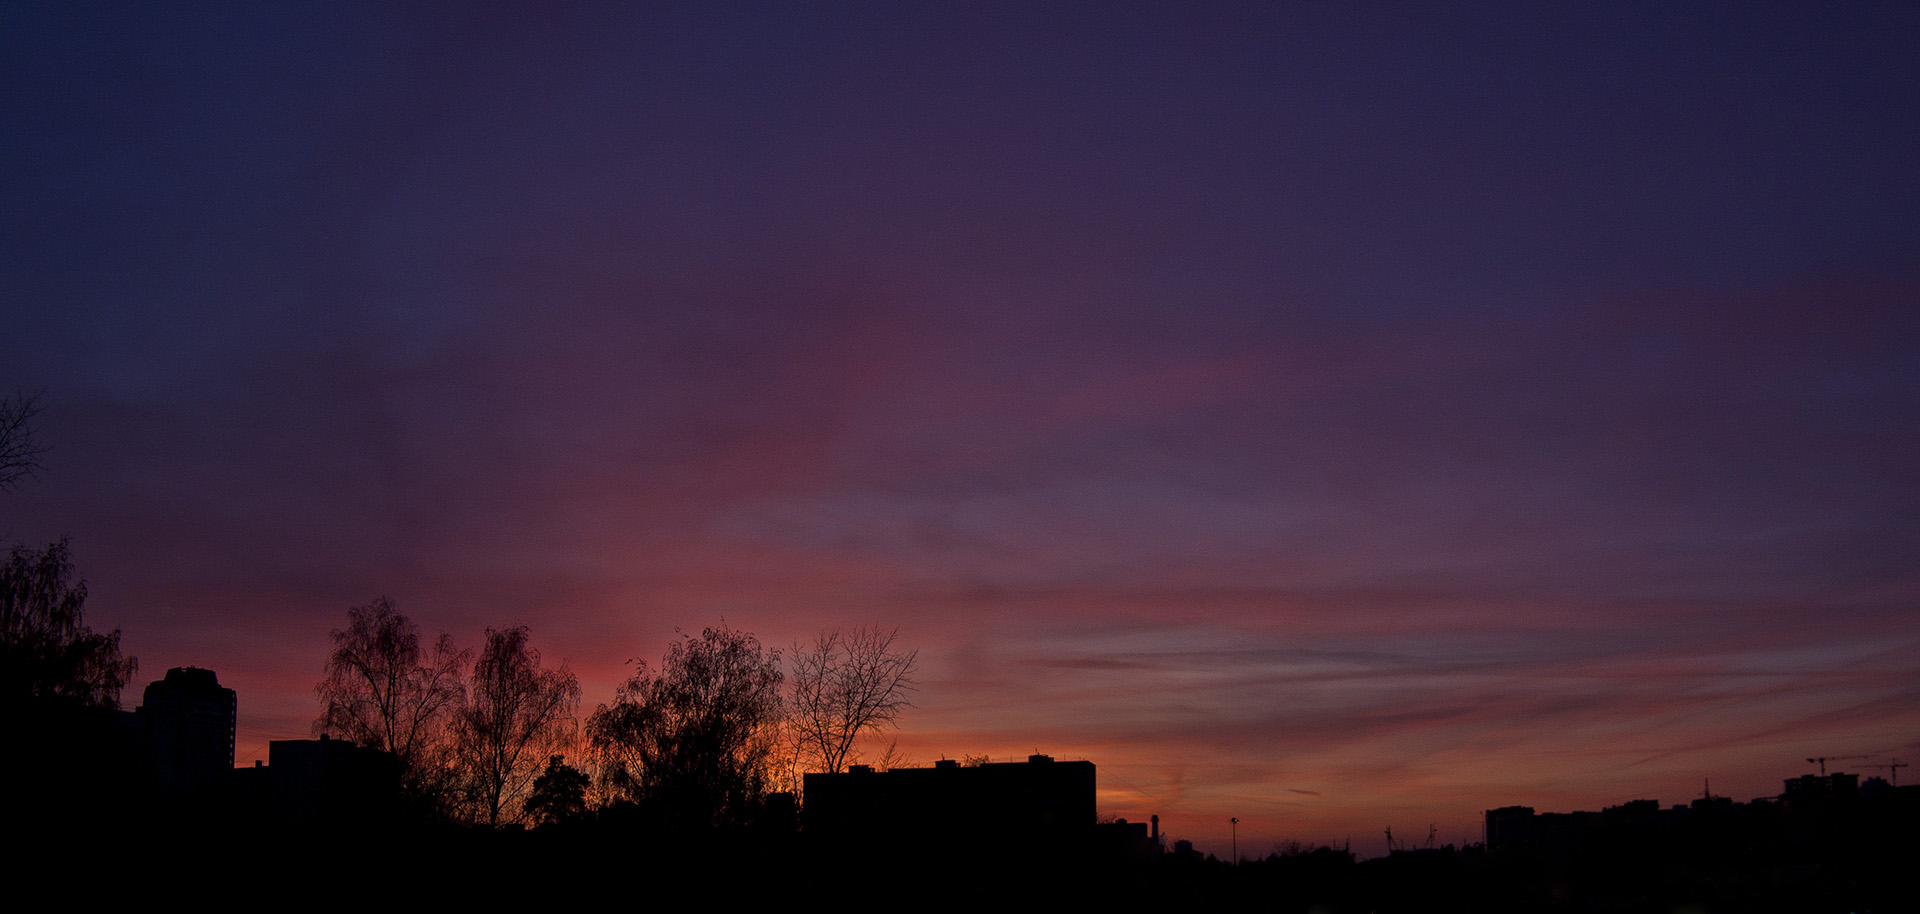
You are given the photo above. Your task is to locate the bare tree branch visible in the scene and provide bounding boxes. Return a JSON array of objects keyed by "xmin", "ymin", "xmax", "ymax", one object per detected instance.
[
  {"xmin": 0, "ymin": 390, "xmax": 48, "ymax": 493},
  {"xmin": 790, "ymin": 625, "xmax": 917, "ymax": 775}
]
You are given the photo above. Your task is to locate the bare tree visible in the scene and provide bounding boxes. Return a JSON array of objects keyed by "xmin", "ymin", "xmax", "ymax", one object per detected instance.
[
  {"xmin": 789, "ymin": 625, "xmax": 917, "ymax": 774},
  {"xmin": 314, "ymin": 598, "xmax": 469, "ymax": 803},
  {"xmin": 0, "ymin": 391, "xmax": 48, "ymax": 493},
  {"xmin": 1, "ymin": 538, "xmax": 137, "ymax": 709},
  {"xmin": 587, "ymin": 623, "xmax": 784, "ymax": 829},
  {"xmin": 457, "ymin": 624, "xmax": 579, "ymax": 827}
]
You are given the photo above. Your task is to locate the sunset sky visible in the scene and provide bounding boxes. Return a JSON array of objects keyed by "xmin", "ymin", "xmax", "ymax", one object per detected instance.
[{"xmin": 4, "ymin": 2, "xmax": 1917, "ymax": 856}]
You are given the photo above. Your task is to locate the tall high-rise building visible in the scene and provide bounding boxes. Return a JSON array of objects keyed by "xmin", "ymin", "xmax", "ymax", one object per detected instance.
[{"xmin": 138, "ymin": 666, "xmax": 236, "ymax": 800}]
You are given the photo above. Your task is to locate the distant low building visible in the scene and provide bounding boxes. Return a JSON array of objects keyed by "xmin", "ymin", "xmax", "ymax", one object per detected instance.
[{"xmin": 1484, "ymin": 770, "xmax": 1916, "ymax": 859}]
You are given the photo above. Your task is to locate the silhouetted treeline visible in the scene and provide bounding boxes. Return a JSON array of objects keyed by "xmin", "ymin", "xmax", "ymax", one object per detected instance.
[
  {"xmin": 13, "ymin": 717, "xmax": 1920, "ymax": 914},
  {"xmin": 6, "ymin": 533, "xmax": 1914, "ymax": 910}
]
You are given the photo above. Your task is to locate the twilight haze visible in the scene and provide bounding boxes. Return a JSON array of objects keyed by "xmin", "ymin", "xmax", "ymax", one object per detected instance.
[{"xmin": 4, "ymin": 3, "xmax": 1917, "ymax": 856}]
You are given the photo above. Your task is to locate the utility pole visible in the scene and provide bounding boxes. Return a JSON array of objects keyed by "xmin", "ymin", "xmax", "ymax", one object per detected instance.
[{"xmin": 1230, "ymin": 817, "xmax": 1239, "ymax": 866}]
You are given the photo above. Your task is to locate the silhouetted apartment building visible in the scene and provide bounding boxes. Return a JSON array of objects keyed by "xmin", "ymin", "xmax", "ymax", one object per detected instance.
[
  {"xmin": 1481, "ymin": 772, "xmax": 1919, "ymax": 911},
  {"xmin": 240, "ymin": 734, "xmax": 403, "ymax": 830},
  {"xmin": 1782, "ymin": 771, "xmax": 1858, "ymax": 811},
  {"xmin": 137, "ymin": 666, "xmax": 236, "ymax": 802},
  {"xmin": 1484, "ymin": 770, "xmax": 1917, "ymax": 859},
  {"xmin": 1483, "ymin": 804, "xmax": 1538, "ymax": 849},
  {"xmin": 805, "ymin": 753, "xmax": 1096, "ymax": 847}
]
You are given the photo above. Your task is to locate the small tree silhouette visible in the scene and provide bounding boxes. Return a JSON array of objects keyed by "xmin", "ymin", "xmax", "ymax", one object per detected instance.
[{"xmin": 524, "ymin": 754, "xmax": 589, "ymax": 827}]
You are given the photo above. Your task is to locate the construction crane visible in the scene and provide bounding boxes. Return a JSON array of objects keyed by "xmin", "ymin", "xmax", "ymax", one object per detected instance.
[
  {"xmin": 1868, "ymin": 757, "xmax": 1908, "ymax": 786},
  {"xmin": 1806, "ymin": 755, "xmax": 1868, "ymax": 776}
]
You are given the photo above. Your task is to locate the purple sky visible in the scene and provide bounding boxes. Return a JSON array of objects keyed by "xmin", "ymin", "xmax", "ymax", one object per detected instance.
[{"xmin": 5, "ymin": 2, "xmax": 1918, "ymax": 855}]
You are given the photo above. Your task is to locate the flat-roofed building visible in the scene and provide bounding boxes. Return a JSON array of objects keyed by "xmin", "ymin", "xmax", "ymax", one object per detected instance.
[{"xmin": 805, "ymin": 753, "xmax": 1096, "ymax": 847}]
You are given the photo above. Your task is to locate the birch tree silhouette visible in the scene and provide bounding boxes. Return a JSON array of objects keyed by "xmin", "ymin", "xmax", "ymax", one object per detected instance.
[
  {"xmin": 314, "ymin": 598, "xmax": 469, "ymax": 805},
  {"xmin": 457, "ymin": 624, "xmax": 579, "ymax": 827}
]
